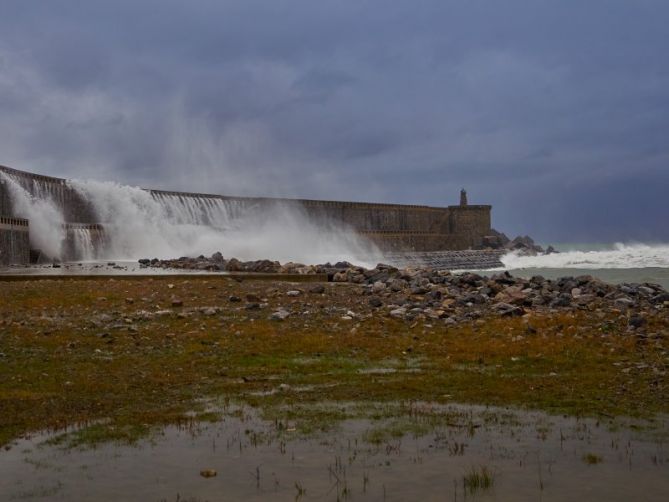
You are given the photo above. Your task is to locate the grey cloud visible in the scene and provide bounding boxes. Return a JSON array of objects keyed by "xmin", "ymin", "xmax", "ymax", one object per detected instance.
[{"xmin": 0, "ymin": 1, "xmax": 668, "ymax": 242}]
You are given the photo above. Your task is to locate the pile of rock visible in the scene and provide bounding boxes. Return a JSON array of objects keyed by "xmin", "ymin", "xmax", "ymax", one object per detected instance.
[
  {"xmin": 139, "ymin": 253, "xmax": 668, "ymax": 329},
  {"xmin": 350, "ymin": 269, "xmax": 667, "ymax": 333},
  {"xmin": 482, "ymin": 230, "xmax": 558, "ymax": 256},
  {"xmin": 139, "ymin": 253, "xmax": 287, "ymax": 273}
]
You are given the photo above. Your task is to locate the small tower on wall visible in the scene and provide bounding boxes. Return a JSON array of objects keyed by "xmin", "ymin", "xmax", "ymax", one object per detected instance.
[{"xmin": 460, "ymin": 188, "xmax": 468, "ymax": 206}]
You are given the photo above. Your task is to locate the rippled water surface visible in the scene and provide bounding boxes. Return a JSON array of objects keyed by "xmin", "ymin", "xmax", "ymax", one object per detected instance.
[
  {"xmin": 1, "ymin": 404, "xmax": 667, "ymax": 501},
  {"xmin": 506, "ymin": 267, "xmax": 669, "ymax": 290}
]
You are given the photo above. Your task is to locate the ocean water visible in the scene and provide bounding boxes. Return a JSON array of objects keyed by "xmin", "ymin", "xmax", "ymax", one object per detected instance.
[{"xmin": 500, "ymin": 242, "xmax": 669, "ymax": 290}]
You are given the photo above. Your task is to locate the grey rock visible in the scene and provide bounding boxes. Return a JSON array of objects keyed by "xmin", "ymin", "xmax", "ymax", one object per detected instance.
[
  {"xmin": 389, "ymin": 279, "xmax": 408, "ymax": 292},
  {"xmin": 614, "ymin": 297, "xmax": 635, "ymax": 308},
  {"xmin": 368, "ymin": 297, "xmax": 384, "ymax": 308},
  {"xmin": 550, "ymin": 294, "xmax": 572, "ymax": 308},
  {"xmin": 372, "ymin": 281, "xmax": 386, "ymax": 294},
  {"xmin": 389, "ymin": 307, "xmax": 407, "ymax": 318},
  {"xmin": 652, "ymin": 292, "xmax": 669, "ymax": 304},
  {"xmin": 492, "ymin": 302, "xmax": 524, "ymax": 317},
  {"xmin": 628, "ymin": 315, "xmax": 646, "ymax": 329},
  {"xmin": 269, "ymin": 309, "xmax": 290, "ymax": 321}
]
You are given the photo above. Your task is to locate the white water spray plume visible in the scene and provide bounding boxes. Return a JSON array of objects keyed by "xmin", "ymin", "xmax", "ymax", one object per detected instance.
[
  {"xmin": 0, "ymin": 172, "xmax": 65, "ymax": 258},
  {"xmin": 1, "ymin": 171, "xmax": 382, "ymax": 266}
]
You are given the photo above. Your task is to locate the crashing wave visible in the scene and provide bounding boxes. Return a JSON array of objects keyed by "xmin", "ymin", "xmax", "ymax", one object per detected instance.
[{"xmin": 502, "ymin": 243, "xmax": 669, "ymax": 270}]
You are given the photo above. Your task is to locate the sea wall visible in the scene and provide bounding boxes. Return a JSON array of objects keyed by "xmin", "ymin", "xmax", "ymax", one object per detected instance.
[
  {"xmin": 149, "ymin": 190, "xmax": 492, "ymax": 249},
  {"xmin": 0, "ymin": 165, "xmax": 492, "ymax": 259},
  {"xmin": 448, "ymin": 206, "xmax": 492, "ymax": 249},
  {"xmin": 0, "ymin": 217, "xmax": 30, "ymax": 265},
  {"xmin": 0, "ymin": 165, "xmax": 97, "ymax": 223}
]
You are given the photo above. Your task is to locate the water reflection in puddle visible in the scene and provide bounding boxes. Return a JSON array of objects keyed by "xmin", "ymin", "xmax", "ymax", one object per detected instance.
[{"xmin": 1, "ymin": 403, "xmax": 667, "ymax": 501}]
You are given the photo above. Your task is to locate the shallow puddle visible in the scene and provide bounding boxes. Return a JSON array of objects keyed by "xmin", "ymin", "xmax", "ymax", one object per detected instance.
[{"xmin": 1, "ymin": 403, "xmax": 667, "ymax": 501}]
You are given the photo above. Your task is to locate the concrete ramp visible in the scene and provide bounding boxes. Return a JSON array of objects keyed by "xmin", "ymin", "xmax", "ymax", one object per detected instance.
[{"xmin": 384, "ymin": 250, "xmax": 505, "ymax": 270}]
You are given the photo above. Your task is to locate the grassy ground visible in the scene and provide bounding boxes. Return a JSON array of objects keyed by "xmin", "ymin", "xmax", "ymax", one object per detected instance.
[{"xmin": 0, "ymin": 276, "xmax": 667, "ymax": 446}]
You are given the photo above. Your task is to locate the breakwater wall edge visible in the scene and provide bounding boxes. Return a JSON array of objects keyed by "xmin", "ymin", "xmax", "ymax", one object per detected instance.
[
  {"xmin": 0, "ymin": 165, "xmax": 492, "ymax": 264},
  {"xmin": 0, "ymin": 216, "xmax": 30, "ymax": 266}
]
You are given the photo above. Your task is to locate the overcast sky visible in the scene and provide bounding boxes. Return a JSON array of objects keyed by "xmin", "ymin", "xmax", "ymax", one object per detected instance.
[{"xmin": 0, "ymin": 1, "xmax": 667, "ymax": 242}]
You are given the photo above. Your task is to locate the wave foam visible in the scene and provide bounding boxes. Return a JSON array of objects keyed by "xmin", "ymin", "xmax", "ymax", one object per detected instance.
[{"xmin": 501, "ymin": 243, "xmax": 669, "ymax": 270}]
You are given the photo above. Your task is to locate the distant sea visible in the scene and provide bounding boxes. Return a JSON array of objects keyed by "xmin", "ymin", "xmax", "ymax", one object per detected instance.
[{"xmin": 498, "ymin": 242, "xmax": 669, "ymax": 290}]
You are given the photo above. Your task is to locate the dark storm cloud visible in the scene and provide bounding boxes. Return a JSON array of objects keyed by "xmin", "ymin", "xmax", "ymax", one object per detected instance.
[{"xmin": 0, "ymin": 0, "xmax": 667, "ymax": 241}]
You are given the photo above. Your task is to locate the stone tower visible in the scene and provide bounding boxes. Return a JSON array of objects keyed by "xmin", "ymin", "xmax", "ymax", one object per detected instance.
[{"xmin": 460, "ymin": 188, "xmax": 468, "ymax": 206}]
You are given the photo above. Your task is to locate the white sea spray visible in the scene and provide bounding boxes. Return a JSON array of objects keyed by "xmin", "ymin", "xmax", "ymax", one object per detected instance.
[
  {"xmin": 502, "ymin": 243, "xmax": 669, "ymax": 270},
  {"xmin": 68, "ymin": 179, "xmax": 382, "ymax": 266}
]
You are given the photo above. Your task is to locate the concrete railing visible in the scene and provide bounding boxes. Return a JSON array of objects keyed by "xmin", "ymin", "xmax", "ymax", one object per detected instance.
[
  {"xmin": 63, "ymin": 223, "xmax": 105, "ymax": 230},
  {"xmin": 0, "ymin": 216, "xmax": 29, "ymax": 228}
]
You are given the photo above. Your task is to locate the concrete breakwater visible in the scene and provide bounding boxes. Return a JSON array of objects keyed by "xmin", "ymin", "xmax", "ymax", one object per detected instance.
[
  {"xmin": 0, "ymin": 217, "xmax": 29, "ymax": 266},
  {"xmin": 0, "ymin": 164, "xmax": 493, "ymax": 265}
]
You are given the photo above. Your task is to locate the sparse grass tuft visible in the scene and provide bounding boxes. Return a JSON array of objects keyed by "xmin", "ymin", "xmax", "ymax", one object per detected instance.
[
  {"xmin": 463, "ymin": 465, "xmax": 495, "ymax": 494},
  {"xmin": 45, "ymin": 423, "xmax": 152, "ymax": 449},
  {"xmin": 582, "ymin": 453, "xmax": 603, "ymax": 465}
]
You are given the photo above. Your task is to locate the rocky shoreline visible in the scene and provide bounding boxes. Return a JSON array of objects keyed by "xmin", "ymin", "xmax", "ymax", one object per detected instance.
[
  {"xmin": 2, "ymin": 257, "xmax": 668, "ymax": 450},
  {"xmin": 140, "ymin": 249, "xmax": 507, "ymax": 273},
  {"xmin": 140, "ymin": 253, "xmax": 669, "ymax": 332}
]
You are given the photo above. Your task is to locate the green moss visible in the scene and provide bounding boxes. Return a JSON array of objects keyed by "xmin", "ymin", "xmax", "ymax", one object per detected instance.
[
  {"xmin": 363, "ymin": 419, "xmax": 432, "ymax": 445},
  {"xmin": 45, "ymin": 423, "xmax": 153, "ymax": 449}
]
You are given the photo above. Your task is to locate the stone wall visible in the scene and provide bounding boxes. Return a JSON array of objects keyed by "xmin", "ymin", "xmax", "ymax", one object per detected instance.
[
  {"xmin": 0, "ymin": 165, "xmax": 493, "ymax": 256},
  {"xmin": 298, "ymin": 199, "xmax": 445, "ymax": 233},
  {"xmin": 0, "ymin": 217, "xmax": 30, "ymax": 265},
  {"xmin": 447, "ymin": 205, "xmax": 492, "ymax": 249},
  {"xmin": 149, "ymin": 191, "xmax": 448, "ymax": 234}
]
